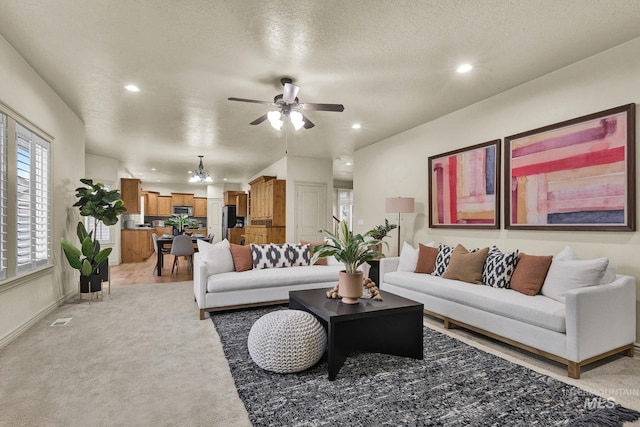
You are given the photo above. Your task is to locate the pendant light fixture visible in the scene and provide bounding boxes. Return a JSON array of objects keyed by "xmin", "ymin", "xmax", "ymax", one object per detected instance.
[{"xmin": 188, "ymin": 155, "xmax": 213, "ymax": 183}]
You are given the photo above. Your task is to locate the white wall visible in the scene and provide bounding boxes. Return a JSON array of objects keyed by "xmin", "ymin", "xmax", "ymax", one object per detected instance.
[
  {"xmin": 354, "ymin": 36, "xmax": 640, "ymax": 343},
  {"xmin": 0, "ymin": 35, "xmax": 86, "ymax": 347}
]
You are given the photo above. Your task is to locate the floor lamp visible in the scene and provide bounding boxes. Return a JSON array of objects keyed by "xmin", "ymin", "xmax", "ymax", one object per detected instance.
[{"xmin": 385, "ymin": 197, "xmax": 415, "ymax": 256}]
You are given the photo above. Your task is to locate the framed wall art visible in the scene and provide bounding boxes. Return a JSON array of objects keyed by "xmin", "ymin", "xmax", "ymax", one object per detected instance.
[
  {"xmin": 504, "ymin": 103, "xmax": 636, "ymax": 231},
  {"xmin": 428, "ymin": 139, "xmax": 501, "ymax": 229}
]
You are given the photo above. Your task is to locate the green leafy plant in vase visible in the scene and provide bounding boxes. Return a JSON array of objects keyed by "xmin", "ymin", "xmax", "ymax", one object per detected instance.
[
  {"xmin": 164, "ymin": 214, "xmax": 197, "ymax": 234},
  {"xmin": 368, "ymin": 219, "xmax": 397, "ymax": 254},
  {"xmin": 61, "ymin": 179, "xmax": 126, "ymax": 295},
  {"xmin": 312, "ymin": 220, "xmax": 383, "ymax": 304}
]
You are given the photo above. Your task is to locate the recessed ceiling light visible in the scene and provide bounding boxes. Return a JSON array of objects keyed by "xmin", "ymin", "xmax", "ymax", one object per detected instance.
[
  {"xmin": 351, "ymin": 123, "xmax": 361, "ymax": 129},
  {"xmin": 223, "ymin": 178, "xmax": 228, "ymax": 181},
  {"xmin": 125, "ymin": 84, "xmax": 140, "ymax": 92},
  {"xmin": 345, "ymin": 162, "xmax": 352, "ymax": 166},
  {"xmin": 151, "ymin": 168, "xmax": 156, "ymax": 171},
  {"xmin": 456, "ymin": 64, "xmax": 473, "ymax": 73},
  {"xmin": 188, "ymin": 170, "xmax": 193, "ymax": 174}
]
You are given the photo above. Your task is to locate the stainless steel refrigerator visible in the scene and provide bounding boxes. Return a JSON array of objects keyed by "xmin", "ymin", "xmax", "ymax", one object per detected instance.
[{"xmin": 221, "ymin": 205, "xmax": 236, "ymax": 240}]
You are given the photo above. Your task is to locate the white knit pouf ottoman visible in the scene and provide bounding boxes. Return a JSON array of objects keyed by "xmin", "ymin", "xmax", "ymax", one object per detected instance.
[{"xmin": 248, "ymin": 310, "xmax": 327, "ymax": 373}]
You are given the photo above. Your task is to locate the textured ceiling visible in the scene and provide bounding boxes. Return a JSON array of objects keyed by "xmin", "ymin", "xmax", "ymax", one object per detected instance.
[{"xmin": 1, "ymin": 0, "xmax": 640, "ymax": 185}]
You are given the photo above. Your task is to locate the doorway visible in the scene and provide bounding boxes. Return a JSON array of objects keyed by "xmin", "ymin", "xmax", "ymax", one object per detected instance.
[{"xmin": 295, "ymin": 183, "xmax": 327, "ymax": 243}]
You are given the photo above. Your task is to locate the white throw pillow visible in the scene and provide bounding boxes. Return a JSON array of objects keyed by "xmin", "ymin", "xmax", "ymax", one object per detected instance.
[
  {"xmin": 541, "ymin": 258, "xmax": 609, "ymax": 303},
  {"xmin": 197, "ymin": 239, "xmax": 235, "ymax": 275},
  {"xmin": 553, "ymin": 245, "xmax": 616, "ymax": 284},
  {"xmin": 397, "ymin": 242, "xmax": 419, "ymax": 271}
]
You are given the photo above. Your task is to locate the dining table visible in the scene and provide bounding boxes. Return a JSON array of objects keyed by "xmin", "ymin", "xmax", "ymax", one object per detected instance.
[{"xmin": 156, "ymin": 235, "xmax": 211, "ymax": 276}]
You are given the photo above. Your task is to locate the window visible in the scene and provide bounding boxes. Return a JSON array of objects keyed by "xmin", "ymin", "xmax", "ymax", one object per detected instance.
[
  {"xmin": 0, "ymin": 114, "xmax": 6, "ymax": 280},
  {"xmin": 16, "ymin": 123, "xmax": 51, "ymax": 274}
]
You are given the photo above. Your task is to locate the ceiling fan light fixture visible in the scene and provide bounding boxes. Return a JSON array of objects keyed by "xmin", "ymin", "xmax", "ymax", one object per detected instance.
[
  {"xmin": 290, "ymin": 111, "xmax": 304, "ymax": 130},
  {"xmin": 267, "ymin": 110, "xmax": 283, "ymax": 130},
  {"xmin": 189, "ymin": 155, "xmax": 213, "ymax": 183}
]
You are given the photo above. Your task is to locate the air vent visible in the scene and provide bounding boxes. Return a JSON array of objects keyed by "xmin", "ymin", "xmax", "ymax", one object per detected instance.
[{"xmin": 50, "ymin": 318, "xmax": 72, "ymax": 326}]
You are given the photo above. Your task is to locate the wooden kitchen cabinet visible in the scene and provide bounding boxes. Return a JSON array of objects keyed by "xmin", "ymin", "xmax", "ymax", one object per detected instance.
[
  {"xmin": 244, "ymin": 225, "xmax": 285, "ymax": 245},
  {"xmin": 228, "ymin": 228, "xmax": 244, "ymax": 245},
  {"xmin": 157, "ymin": 196, "xmax": 172, "ymax": 216},
  {"xmin": 236, "ymin": 193, "xmax": 248, "ymax": 217},
  {"xmin": 120, "ymin": 178, "xmax": 142, "ymax": 214},
  {"xmin": 248, "ymin": 176, "xmax": 285, "ymax": 225},
  {"xmin": 144, "ymin": 191, "xmax": 159, "ymax": 216},
  {"xmin": 224, "ymin": 190, "xmax": 245, "ymax": 205},
  {"xmin": 154, "ymin": 227, "xmax": 173, "ymax": 237},
  {"xmin": 121, "ymin": 229, "xmax": 154, "ymax": 263},
  {"xmin": 194, "ymin": 197, "xmax": 207, "ymax": 217},
  {"xmin": 171, "ymin": 192, "xmax": 194, "ymax": 206}
]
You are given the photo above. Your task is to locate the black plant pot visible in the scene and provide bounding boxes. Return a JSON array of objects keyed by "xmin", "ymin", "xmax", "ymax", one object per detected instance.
[
  {"xmin": 79, "ymin": 274, "xmax": 102, "ymax": 293},
  {"xmin": 98, "ymin": 259, "xmax": 109, "ymax": 282}
]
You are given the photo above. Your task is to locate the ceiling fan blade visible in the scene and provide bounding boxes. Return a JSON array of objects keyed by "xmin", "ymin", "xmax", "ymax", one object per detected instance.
[
  {"xmin": 250, "ymin": 114, "xmax": 268, "ymax": 125},
  {"xmin": 282, "ymin": 83, "xmax": 300, "ymax": 103},
  {"xmin": 299, "ymin": 102, "xmax": 344, "ymax": 112},
  {"xmin": 301, "ymin": 114, "xmax": 315, "ymax": 129},
  {"xmin": 228, "ymin": 97, "xmax": 274, "ymax": 106}
]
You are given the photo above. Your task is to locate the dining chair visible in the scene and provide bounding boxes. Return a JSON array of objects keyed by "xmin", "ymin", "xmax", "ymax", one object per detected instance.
[
  {"xmin": 151, "ymin": 233, "xmax": 170, "ymax": 275},
  {"xmin": 170, "ymin": 234, "xmax": 195, "ymax": 275}
]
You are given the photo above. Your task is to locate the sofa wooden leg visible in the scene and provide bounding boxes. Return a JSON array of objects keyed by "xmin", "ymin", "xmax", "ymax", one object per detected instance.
[
  {"xmin": 623, "ymin": 345, "xmax": 635, "ymax": 357},
  {"xmin": 568, "ymin": 362, "xmax": 580, "ymax": 379},
  {"xmin": 443, "ymin": 318, "xmax": 451, "ymax": 329},
  {"xmin": 200, "ymin": 309, "xmax": 205, "ymax": 320}
]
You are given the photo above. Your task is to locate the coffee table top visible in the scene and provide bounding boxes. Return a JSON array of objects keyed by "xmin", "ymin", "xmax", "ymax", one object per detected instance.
[{"xmin": 289, "ymin": 288, "xmax": 423, "ymax": 324}]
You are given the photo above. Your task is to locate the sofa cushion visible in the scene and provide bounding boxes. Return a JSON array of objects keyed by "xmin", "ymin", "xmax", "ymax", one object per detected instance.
[
  {"xmin": 286, "ymin": 244, "xmax": 311, "ymax": 267},
  {"xmin": 230, "ymin": 243, "xmax": 253, "ymax": 272},
  {"xmin": 554, "ymin": 245, "xmax": 617, "ymax": 285},
  {"xmin": 206, "ymin": 265, "xmax": 343, "ymax": 293},
  {"xmin": 414, "ymin": 243, "xmax": 438, "ymax": 274},
  {"xmin": 397, "ymin": 242, "xmax": 419, "ymax": 271},
  {"xmin": 301, "ymin": 240, "xmax": 327, "ymax": 265},
  {"xmin": 251, "ymin": 243, "xmax": 291, "ymax": 269},
  {"xmin": 198, "ymin": 239, "xmax": 235, "ymax": 275},
  {"xmin": 443, "ymin": 245, "xmax": 489, "ymax": 284},
  {"xmin": 541, "ymin": 258, "xmax": 608, "ymax": 303},
  {"xmin": 432, "ymin": 243, "xmax": 454, "ymax": 276},
  {"xmin": 384, "ymin": 271, "xmax": 566, "ymax": 333},
  {"xmin": 482, "ymin": 246, "xmax": 519, "ymax": 289},
  {"xmin": 509, "ymin": 253, "xmax": 552, "ymax": 296}
]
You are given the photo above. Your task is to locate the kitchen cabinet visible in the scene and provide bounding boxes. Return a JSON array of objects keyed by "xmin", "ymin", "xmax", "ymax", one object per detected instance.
[
  {"xmin": 157, "ymin": 196, "xmax": 172, "ymax": 216},
  {"xmin": 121, "ymin": 229, "xmax": 154, "ymax": 263},
  {"xmin": 248, "ymin": 176, "xmax": 285, "ymax": 225},
  {"xmin": 194, "ymin": 197, "xmax": 207, "ymax": 217},
  {"xmin": 236, "ymin": 193, "xmax": 248, "ymax": 217},
  {"xmin": 171, "ymin": 192, "xmax": 194, "ymax": 206},
  {"xmin": 228, "ymin": 228, "xmax": 244, "ymax": 245},
  {"xmin": 224, "ymin": 190, "xmax": 245, "ymax": 205},
  {"xmin": 244, "ymin": 225, "xmax": 285, "ymax": 245},
  {"xmin": 154, "ymin": 227, "xmax": 173, "ymax": 237},
  {"xmin": 120, "ymin": 178, "xmax": 142, "ymax": 214},
  {"xmin": 144, "ymin": 191, "xmax": 159, "ymax": 216}
]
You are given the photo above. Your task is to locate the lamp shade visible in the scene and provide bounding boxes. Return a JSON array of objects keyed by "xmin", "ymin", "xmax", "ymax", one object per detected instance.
[{"xmin": 385, "ymin": 197, "xmax": 415, "ymax": 213}]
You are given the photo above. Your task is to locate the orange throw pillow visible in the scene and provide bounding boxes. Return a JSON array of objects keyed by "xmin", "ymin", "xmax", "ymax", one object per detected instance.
[
  {"xmin": 510, "ymin": 253, "xmax": 553, "ymax": 296},
  {"xmin": 414, "ymin": 244, "xmax": 438, "ymax": 274},
  {"xmin": 301, "ymin": 240, "xmax": 327, "ymax": 265},
  {"xmin": 442, "ymin": 244, "xmax": 489, "ymax": 284},
  {"xmin": 230, "ymin": 243, "xmax": 253, "ymax": 272}
]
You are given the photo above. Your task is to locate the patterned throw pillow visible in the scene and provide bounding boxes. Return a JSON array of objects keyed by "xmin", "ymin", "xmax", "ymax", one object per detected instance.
[
  {"xmin": 251, "ymin": 244, "xmax": 291, "ymax": 269},
  {"xmin": 432, "ymin": 244, "xmax": 454, "ymax": 276},
  {"xmin": 482, "ymin": 246, "xmax": 519, "ymax": 288},
  {"xmin": 285, "ymin": 244, "xmax": 310, "ymax": 266}
]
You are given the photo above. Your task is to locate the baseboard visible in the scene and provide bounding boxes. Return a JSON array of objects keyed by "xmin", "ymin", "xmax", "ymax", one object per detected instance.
[{"xmin": 0, "ymin": 289, "xmax": 76, "ymax": 350}]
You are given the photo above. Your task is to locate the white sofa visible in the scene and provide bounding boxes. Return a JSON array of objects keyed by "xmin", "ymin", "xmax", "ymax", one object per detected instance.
[
  {"xmin": 379, "ymin": 256, "xmax": 636, "ymax": 378},
  {"xmin": 193, "ymin": 251, "xmax": 343, "ymax": 320}
]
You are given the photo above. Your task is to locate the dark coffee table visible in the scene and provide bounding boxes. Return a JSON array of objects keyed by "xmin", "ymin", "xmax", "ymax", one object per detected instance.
[{"xmin": 289, "ymin": 288, "xmax": 424, "ymax": 380}]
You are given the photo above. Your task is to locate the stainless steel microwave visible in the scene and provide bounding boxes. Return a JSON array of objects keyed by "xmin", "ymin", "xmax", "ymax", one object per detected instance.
[{"xmin": 172, "ymin": 206, "xmax": 193, "ymax": 216}]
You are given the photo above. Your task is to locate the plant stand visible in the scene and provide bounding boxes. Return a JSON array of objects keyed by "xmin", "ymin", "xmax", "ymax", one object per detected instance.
[{"xmin": 78, "ymin": 275, "xmax": 103, "ymax": 304}]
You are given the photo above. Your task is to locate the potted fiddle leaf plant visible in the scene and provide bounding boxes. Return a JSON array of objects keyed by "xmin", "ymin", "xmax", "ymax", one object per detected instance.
[
  {"xmin": 61, "ymin": 179, "xmax": 126, "ymax": 294},
  {"xmin": 164, "ymin": 214, "xmax": 197, "ymax": 235},
  {"xmin": 312, "ymin": 220, "xmax": 382, "ymax": 304}
]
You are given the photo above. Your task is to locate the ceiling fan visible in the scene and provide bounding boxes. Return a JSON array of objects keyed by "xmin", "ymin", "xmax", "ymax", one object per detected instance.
[{"xmin": 228, "ymin": 77, "xmax": 344, "ymax": 130}]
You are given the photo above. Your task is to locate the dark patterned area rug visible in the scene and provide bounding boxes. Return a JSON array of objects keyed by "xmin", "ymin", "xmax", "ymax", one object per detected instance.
[{"xmin": 211, "ymin": 306, "xmax": 640, "ymax": 427}]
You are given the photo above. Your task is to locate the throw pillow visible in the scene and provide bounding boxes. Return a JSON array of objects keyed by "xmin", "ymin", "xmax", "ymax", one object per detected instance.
[
  {"xmin": 541, "ymin": 258, "xmax": 609, "ymax": 303},
  {"xmin": 301, "ymin": 240, "xmax": 327, "ymax": 265},
  {"xmin": 432, "ymin": 243, "xmax": 455, "ymax": 276},
  {"xmin": 554, "ymin": 245, "xmax": 616, "ymax": 285},
  {"xmin": 443, "ymin": 244, "xmax": 489, "ymax": 284},
  {"xmin": 230, "ymin": 243, "xmax": 253, "ymax": 272},
  {"xmin": 509, "ymin": 253, "xmax": 553, "ymax": 296},
  {"xmin": 482, "ymin": 246, "xmax": 519, "ymax": 288},
  {"xmin": 197, "ymin": 239, "xmax": 235, "ymax": 275},
  {"xmin": 251, "ymin": 243, "xmax": 291, "ymax": 269},
  {"xmin": 397, "ymin": 242, "xmax": 419, "ymax": 271},
  {"xmin": 285, "ymin": 243, "xmax": 310, "ymax": 266},
  {"xmin": 414, "ymin": 244, "xmax": 438, "ymax": 274}
]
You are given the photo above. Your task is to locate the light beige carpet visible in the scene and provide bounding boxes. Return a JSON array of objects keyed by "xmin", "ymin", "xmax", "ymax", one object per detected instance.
[{"xmin": 1, "ymin": 281, "xmax": 638, "ymax": 426}]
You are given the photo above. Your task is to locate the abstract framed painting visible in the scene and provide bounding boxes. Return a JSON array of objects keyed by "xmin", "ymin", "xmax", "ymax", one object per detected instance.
[
  {"xmin": 428, "ymin": 139, "xmax": 501, "ymax": 229},
  {"xmin": 504, "ymin": 103, "xmax": 636, "ymax": 231}
]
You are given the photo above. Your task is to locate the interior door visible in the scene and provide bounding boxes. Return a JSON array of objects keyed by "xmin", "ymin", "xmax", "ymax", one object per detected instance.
[
  {"xmin": 295, "ymin": 183, "xmax": 327, "ymax": 243},
  {"xmin": 208, "ymin": 198, "xmax": 222, "ymax": 243}
]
